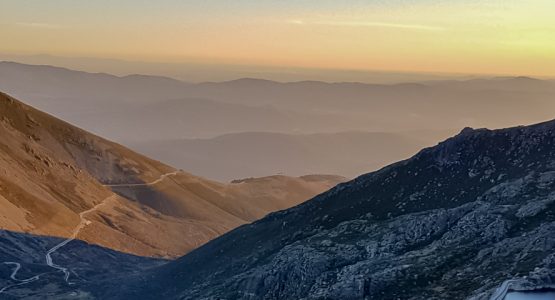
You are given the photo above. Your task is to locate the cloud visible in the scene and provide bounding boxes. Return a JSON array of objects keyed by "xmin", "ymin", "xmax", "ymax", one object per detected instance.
[
  {"xmin": 287, "ymin": 20, "xmax": 445, "ymax": 31},
  {"xmin": 15, "ymin": 22, "xmax": 61, "ymax": 29}
]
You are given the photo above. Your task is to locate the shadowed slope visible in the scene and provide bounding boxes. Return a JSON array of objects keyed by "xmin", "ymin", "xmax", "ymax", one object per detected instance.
[
  {"xmin": 101, "ymin": 119, "xmax": 555, "ymax": 299},
  {"xmin": 0, "ymin": 229, "xmax": 164, "ymax": 299}
]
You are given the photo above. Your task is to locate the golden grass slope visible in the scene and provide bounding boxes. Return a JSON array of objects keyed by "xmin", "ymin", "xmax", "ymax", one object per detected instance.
[{"xmin": 0, "ymin": 92, "xmax": 345, "ymax": 257}]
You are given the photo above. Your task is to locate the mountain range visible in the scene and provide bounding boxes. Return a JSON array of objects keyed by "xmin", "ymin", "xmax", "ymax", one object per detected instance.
[
  {"xmin": 3, "ymin": 62, "xmax": 554, "ymax": 138},
  {"xmin": 3, "ymin": 61, "xmax": 555, "ymax": 180},
  {"xmin": 128, "ymin": 131, "xmax": 451, "ymax": 181},
  {"xmin": 0, "ymin": 94, "xmax": 552, "ymax": 299},
  {"xmin": 0, "ymin": 62, "xmax": 554, "ymax": 299}
]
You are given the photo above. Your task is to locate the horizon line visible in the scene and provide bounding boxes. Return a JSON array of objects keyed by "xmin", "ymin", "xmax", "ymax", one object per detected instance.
[{"xmin": 1, "ymin": 55, "xmax": 554, "ymax": 84}]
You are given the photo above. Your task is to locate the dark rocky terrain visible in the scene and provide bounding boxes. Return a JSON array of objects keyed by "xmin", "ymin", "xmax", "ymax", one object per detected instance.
[
  {"xmin": 92, "ymin": 119, "xmax": 555, "ymax": 299},
  {"xmin": 0, "ymin": 230, "xmax": 163, "ymax": 299}
]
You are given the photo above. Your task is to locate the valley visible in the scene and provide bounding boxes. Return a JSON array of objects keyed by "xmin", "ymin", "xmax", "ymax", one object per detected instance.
[
  {"xmin": 0, "ymin": 91, "xmax": 344, "ymax": 259},
  {"xmin": 3, "ymin": 2, "xmax": 553, "ymax": 298}
]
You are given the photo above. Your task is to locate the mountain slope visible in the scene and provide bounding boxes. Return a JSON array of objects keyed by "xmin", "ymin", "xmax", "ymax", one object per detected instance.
[
  {"xmin": 0, "ymin": 91, "xmax": 344, "ymax": 258},
  {"xmin": 104, "ymin": 119, "xmax": 555, "ymax": 299}
]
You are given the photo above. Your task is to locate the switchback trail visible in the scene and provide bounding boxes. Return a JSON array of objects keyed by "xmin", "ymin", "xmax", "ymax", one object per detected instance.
[
  {"xmin": 0, "ymin": 262, "xmax": 40, "ymax": 294},
  {"xmin": 0, "ymin": 170, "xmax": 179, "ymax": 294},
  {"xmin": 45, "ymin": 194, "xmax": 116, "ymax": 283},
  {"xmin": 0, "ymin": 194, "xmax": 115, "ymax": 295}
]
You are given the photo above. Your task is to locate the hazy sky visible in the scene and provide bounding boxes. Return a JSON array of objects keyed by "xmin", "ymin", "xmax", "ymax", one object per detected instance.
[{"xmin": 1, "ymin": 0, "xmax": 554, "ymax": 78}]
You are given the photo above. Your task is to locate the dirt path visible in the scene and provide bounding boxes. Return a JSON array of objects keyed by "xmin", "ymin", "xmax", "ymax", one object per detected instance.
[
  {"xmin": 103, "ymin": 171, "xmax": 180, "ymax": 188},
  {"xmin": 0, "ymin": 171, "xmax": 179, "ymax": 294},
  {"xmin": 45, "ymin": 194, "xmax": 116, "ymax": 283}
]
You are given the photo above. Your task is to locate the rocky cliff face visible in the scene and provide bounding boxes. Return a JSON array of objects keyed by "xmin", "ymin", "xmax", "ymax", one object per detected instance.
[{"xmin": 101, "ymin": 120, "xmax": 555, "ymax": 299}]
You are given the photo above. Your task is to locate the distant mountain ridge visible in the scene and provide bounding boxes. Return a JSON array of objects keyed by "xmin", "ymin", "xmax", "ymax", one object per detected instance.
[
  {"xmin": 128, "ymin": 130, "xmax": 452, "ymax": 181},
  {"xmin": 2, "ymin": 61, "xmax": 555, "ymax": 180},
  {"xmin": 2, "ymin": 62, "xmax": 554, "ymax": 136},
  {"xmin": 2, "ymin": 60, "xmax": 552, "ymax": 91}
]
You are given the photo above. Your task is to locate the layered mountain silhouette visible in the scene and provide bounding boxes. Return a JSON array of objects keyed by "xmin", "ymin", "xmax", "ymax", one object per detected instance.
[
  {"xmin": 0, "ymin": 91, "xmax": 344, "ymax": 260},
  {"xmin": 90, "ymin": 119, "xmax": 555, "ymax": 299},
  {"xmin": 3, "ymin": 61, "xmax": 555, "ymax": 180},
  {"xmin": 3, "ymin": 62, "xmax": 554, "ymax": 140},
  {"xmin": 129, "ymin": 131, "xmax": 451, "ymax": 181}
]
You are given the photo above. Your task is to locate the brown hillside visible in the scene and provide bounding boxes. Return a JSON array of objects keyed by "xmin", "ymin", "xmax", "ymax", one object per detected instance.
[{"xmin": 0, "ymin": 92, "xmax": 345, "ymax": 257}]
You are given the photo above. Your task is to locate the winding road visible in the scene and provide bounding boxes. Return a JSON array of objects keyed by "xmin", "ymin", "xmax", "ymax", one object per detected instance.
[
  {"xmin": 0, "ymin": 171, "xmax": 180, "ymax": 294},
  {"xmin": 45, "ymin": 195, "xmax": 116, "ymax": 283},
  {"xmin": 103, "ymin": 171, "xmax": 180, "ymax": 188},
  {"xmin": 0, "ymin": 262, "xmax": 40, "ymax": 294},
  {"xmin": 0, "ymin": 195, "xmax": 115, "ymax": 294}
]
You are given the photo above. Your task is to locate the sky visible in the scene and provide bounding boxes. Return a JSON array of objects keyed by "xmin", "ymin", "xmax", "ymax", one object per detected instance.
[{"xmin": 1, "ymin": 0, "xmax": 554, "ymax": 80}]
